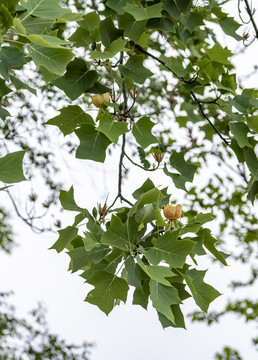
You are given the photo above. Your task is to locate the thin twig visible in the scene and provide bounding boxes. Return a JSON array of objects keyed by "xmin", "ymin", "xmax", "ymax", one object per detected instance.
[
  {"xmin": 124, "ymin": 152, "xmax": 158, "ymax": 172},
  {"xmin": 243, "ymin": 0, "xmax": 258, "ymax": 39},
  {"xmin": 191, "ymin": 91, "xmax": 230, "ymax": 146}
]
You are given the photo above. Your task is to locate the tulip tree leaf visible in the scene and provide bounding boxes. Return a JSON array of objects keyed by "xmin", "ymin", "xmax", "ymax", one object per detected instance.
[
  {"xmin": 85, "ymin": 271, "xmax": 129, "ymax": 315},
  {"xmin": 119, "ymin": 55, "xmax": 153, "ymax": 84},
  {"xmin": 122, "ymin": 3, "xmax": 163, "ymax": 21},
  {"xmin": 68, "ymin": 246, "xmax": 110, "ymax": 273},
  {"xmin": 198, "ymin": 228, "xmax": 228, "ymax": 266},
  {"xmin": 169, "ymin": 151, "xmax": 198, "ymax": 181},
  {"xmin": 0, "ymin": 151, "xmax": 26, "ymax": 183},
  {"xmin": 54, "ymin": 58, "xmax": 98, "ymax": 100},
  {"xmin": 132, "ymin": 117, "xmax": 158, "ymax": 149},
  {"xmin": 59, "ymin": 186, "xmax": 86, "ymax": 212},
  {"xmin": 229, "ymin": 122, "xmax": 252, "ymax": 148},
  {"xmin": 184, "ymin": 269, "xmax": 221, "ymax": 312},
  {"xmin": 21, "ymin": 0, "xmax": 68, "ymax": 20},
  {"xmin": 150, "ymin": 280, "xmax": 181, "ymax": 323},
  {"xmin": 99, "ymin": 16, "xmax": 123, "ymax": 48},
  {"xmin": 75, "ymin": 124, "xmax": 111, "ymax": 162},
  {"xmin": 136, "ymin": 256, "xmax": 174, "ymax": 286},
  {"xmin": 205, "ymin": 43, "xmax": 232, "ymax": 65},
  {"xmin": 247, "ymin": 115, "xmax": 258, "ymax": 132},
  {"xmin": 144, "ymin": 230, "xmax": 195, "ymax": 268},
  {"xmin": 244, "ymin": 148, "xmax": 258, "ymax": 180},
  {"xmin": 96, "ymin": 112, "xmax": 128, "ymax": 143},
  {"xmin": 46, "ymin": 105, "xmax": 94, "ymax": 136},
  {"xmin": 101, "ymin": 215, "xmax": 138, "ymax": 251},
  {"xmin": 28, "ymin": 44, "xmax": 74, "ymax": 77},
  {"xmin": 50, "ymin": 226, "xmax": 78, "ymax": 253}
]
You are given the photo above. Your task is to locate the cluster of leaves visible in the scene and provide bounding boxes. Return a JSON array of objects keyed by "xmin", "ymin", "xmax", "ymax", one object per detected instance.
[
  {"xmin": 0, "ymin": 292, "xmax": 92, "ymax": 359},
  {"xmin": 50, "ymin": 179, "xmax": 227, "ymax": 328},
  {"xmin": 0, "ymin": 0, "xmax": 257, "ymax": 352}
]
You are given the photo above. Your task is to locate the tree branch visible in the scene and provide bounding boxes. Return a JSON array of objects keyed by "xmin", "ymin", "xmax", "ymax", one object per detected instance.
[
  {"xmin": 243, "ymin": 0, "xmax": 258, "ymax": 39},
  {"xmin": 190, "ymin": 91, "xmax": 230, "ymax": 146}
]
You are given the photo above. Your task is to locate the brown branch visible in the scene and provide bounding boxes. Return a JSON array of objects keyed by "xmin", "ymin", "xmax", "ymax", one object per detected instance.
[
  {"xmin": 243, "ymin": 0, "xmax": 258, "ymax": 39},
  {"xmin": 132, "ymin": 41, "xmax": 229, "ymax": 145},
  {"xmin": 191, "ymin": 91, "xmax": 230, "ymax": 146},
  {"xmin": 124, "ymin": 152, "xmax": 159, "ymax": 172}
]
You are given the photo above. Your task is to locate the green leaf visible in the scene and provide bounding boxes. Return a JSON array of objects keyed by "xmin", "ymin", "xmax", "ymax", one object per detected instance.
[
  {"xmin": 184, "ymin": 269, "xmax": 221, "ymax": 312},
  {"xmin": 21, "ymin": 0, "xmax": 68, "ymax": 20},
  {"xmin": 229, "ymin": 122, "xmax": 252, "ymax": 148},
  {"xmin": 132, "ymin": 178, "xmax": 155, "ymax": 200},
  {"xmin": 144, "ymin": 230, "xmax": 195, "ymax": 268},
  {"xmin": 180, "ymin": 213, "xmax": 215, "ymax": 235},
  {"xmin": 50, "ymin": 226, "xmax": 78, "ymax": 253},
  {"xmin": 25, "ymin": 34, "xmax": 71, "ymax": 47},
  {"xmin": 133, "ymin": 279, "xmax": 150, "ymax": 309},
  {"xmin": 46, "ymin": 105, "xmax": 94, "ymax": 136},
  {"xmin": 90, "ymin": 37, "xmax": 127, "ymax": 59},
  {"xmin": 0, "ymin": 78, "xmax": 11, "ymax": 97},
  {"xmin": 99, "ymin": 16, "xmax": 123, "ymax": 48},
  {"xmin": 175, "ymin": 0, "xmax": 192, "ymax": 15},
  {"xmin": 59, "ymin": 186, "xmax": 86, "ymax": 212},
  {"xmin": 0, "ymin": 5, "xmax": 13, "ymax": 32},
  {"xmin": 244, "ymin": 148, "xmax": 258, "ymax": 180},
  {"xmin": 150, "ymin": 280, "xmax": 181, "ymax": 323},
  {"xmin": 169, "ymin": 151, "xmax": 197, "ymax": 181},
  {"xmin": 96, "ymin": 112, "xmax": 128, "ymax": 143},
  {"xmin": 136, "ymin": 256, "xmax": 174, "ymax": 286},
  {"xmin": 135, "ymin": 204, "xmax": 156, "ymax": 224},
  {"xmin": 106, "ymin": 0, "xmax": 127, "ymax": 14},
  {"xmin": 158, "ymin": 304, "xmax": 186, "ymax": 329},
  {"xmin": 54, "ymin": 58, "xmax": 98, "ymax": 100},
  {"xmin": 119, "ymin": 55, "xmax": 153, "ymax": 84},
  {"xmin": 129, "ymin": 187, "xmax": 166, "ymax": 216},
  {"xmin": 246, "ymin": 115, "xmax": 258, "ymax": 133},
  {"xmin": 0, "ymin": 151, "xmax": 26, "ymax": 183},
  {"xmin": 75, "ymin": 124, "xmax": 111, "ymax": 162},
  {"xmin": 28, "ymin": 44, "xmax": 74, "ymax": 78},
  {"xmin": 181, "ymin": 11, "xmax": 204, "ymax": 33},
  {"xmin": 69, "ymin": 27, "xmax": 91, "ymax": 48},
  {"xmin": 125, "ymin": 257, "xmax": 146, "ymax": 291},
  {"xmin": 118, "ymin": 13, "xmax": 146, "ymax": 41},
  {"xmin": 9, "ymin": 75, "xmax": 37, "ymax": 95},
  {"xmin": 122, "ymin": 3, "xmax": 163, "ymax": 21},
  {"xmin": 162, "ymin": 0, "xmax": 181, "ymax": 20},
  {"xmin": 0, "ymin": 47, "xmax": 26, "ymax": 81},
  {"xmin": 218, "ymin": 17, "xmax": 242, "ymax": 41},
  {"xmin": 146, "ymin": 17, "xmax": 175, "ymax": 33},
  {"xmin": 68, "ymin": 246, "xmax": 110, "ymax": 273},
  {"xmin": 163, "ymin": 164, "xmax": 188, "ymax": 191},
  {"xmin": 206, "ymin": 43, "xmax": 232, "ymax": 65},
  {"xmin": 198, "ymin": 228, "xmax": 228, "ymax": 266},
  {"xmin": 132, "ymin": 116, "xmax": 157, "ymax": 148},
  {"xmin": 101, "ymin": 215, "xmax": 138, "ymax": 251},
  {"xmin": 86, "ymin": 271, "xmax": 129, "ymax": 315},
  {"xmin": 1, "ymin": 0, "xmax": 19, "ymax": 13}
]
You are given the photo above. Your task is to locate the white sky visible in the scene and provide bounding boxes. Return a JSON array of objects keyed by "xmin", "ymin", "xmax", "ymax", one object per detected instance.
[{"xmin": 1, "ymin": 1, "xmax": 258, "ymax": 359}]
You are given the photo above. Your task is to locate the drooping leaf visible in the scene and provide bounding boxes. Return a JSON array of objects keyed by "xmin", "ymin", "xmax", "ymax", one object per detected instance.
[
  {"xmin": 46, "ymin": 105, "xmax": 94, "ymax": 136},
  {"xmin": 198, "ymin": 228, "xmax": 228, "ymax": 266},
  {"xmin": 184, "ymin": 269, "xmax": 221, "ymax": 312},
  {"xmin": 244, "ymin": 148, "xmax": 258, "ymax": 180},
  {"xmin": 246, "ymin": 115, "xmax": 258, "ymax": 133},
  {"xmin": 132, "ymin": 117, "xmax": 157, "ymax": 149},
  {"xmin": 0, "ymin": 47, "xmax": 26, "ymax": 81},
  {"xmin": 75, "ymin": 124, "xmax": 111, "ymax": 163},
  {"xmin": 229, "ymin": 122, "xmax": 252, "ymax": 148},
  {"xmin": 158, "ymin": 304, "xmax": 186, "ymax": 329},
  {"xmin": 125, "ymin": 257, "xmax": 146, "ymax": 291},
  {"xmin": 0, "ymin": 151, "xmax": 26, "ymax": 183},
  {"xmin": 90, "ymin": 37, "xmax": 127, "ymax": 59},
  {"xmin": 99, "ymin": 16, "xmax": 123, "ymax": 48},
  {"xmin": 86, "ymin": 271, "xmax": 129, "ymax": 315},
  {"xmin": 150, "ymin": 280, "xmax": 181, "ymax": 323}
]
